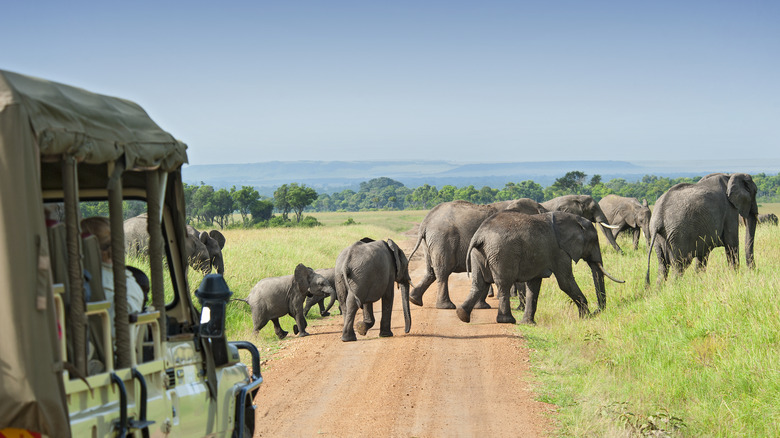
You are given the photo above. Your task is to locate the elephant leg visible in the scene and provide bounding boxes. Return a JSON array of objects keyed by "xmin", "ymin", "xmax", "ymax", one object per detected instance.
[
  {"xmin": 303, "ymin": 296, "xmax": 315, "ymax": 317},
  {"xmin": 292, "ymin": 309, "xmax": 309, "ymax": 337},
  {"xmin": 271, "ymin": 318, "xmax": 288, "ymax": 339},
  {"xmin": 434, "ymin": 271, "xmax": 456, "ymax": 309},
  {"xmin": 356, "ymin": 303, "xmax": 375, "ymax": 336},
  {"xmin": 554, "ymin": 268, "xmax": 590, "ymax": 319},
  {"xmin": 654, "ymin": 235, "xmax": 670, "ymax": 284},
  {"xmin": 509, "ymin": 284, "xmax": 517, "ymax": 297},
  {"xmin": 632, "ymin": 229, "xmax": 640, "ymax": 251},
  {"xmin": 487, "ymin": 284, "xmax": 494, "ymax": 297},
  {"xmin": 457, "ymin": 267, "xmax": 489, "ymax": 323},
  {"xmin": 474, "ymin": 281, "xmax": 492, "ymax": 309},
  {"xmin": 495, "ymin": 282, "xmax": 516, "ymax": 324},
  {"xmin": 379, "ymin": 289, "xmax": 395, "ymax": 337},
  {"xmin": 520, "ymin": 278, "xmax": 543, "ymax": 325},
  {"xmin": 317, "ymin": 298, "xmax": 329, "ymax": 316},
  {"xmin": 515, "ymin": 282, "xmax": 527, "ymax": 311},
  {"xmin": 341, "ymin": 296, "xmax": 360, "ymax": 342},
  {"xmin": 409, "ymin": 264, "xmax": 436, "ymax": 306}
]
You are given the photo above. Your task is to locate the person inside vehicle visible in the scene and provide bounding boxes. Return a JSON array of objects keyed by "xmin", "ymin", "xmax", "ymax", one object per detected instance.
[{"xmin": 80, "ymin": 216, "xmax": 145, "ymax": 322}]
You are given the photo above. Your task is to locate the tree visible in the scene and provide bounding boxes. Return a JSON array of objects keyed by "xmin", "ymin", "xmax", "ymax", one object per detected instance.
[
  {"xmin": 274, "ymin": 184, "xmax": 291, "ymax": 220},
  {"xmin": 287, "ymin": 183, "xmax": 318, "ymax": 222},
  {"xmin": 249, "ymin": 199, "xmax": 274, "ymax": 222},
  {"xmin": 550, "ymin": 171, "xmax": 588, "ymax": 197},
  {"xmin": 232, "ymin": 185, "xmax": 261, "ymax": 225},
  {"xmin": 589, "ymin": 174, "xmax": 602, "ymax": 186},
  {"xmin": 211, "ymin": 188, "xmax": 234, "ymax": 229},
  {"xmin": 192, "ymin": 184, "xmax": 216, "ymax": 224}
]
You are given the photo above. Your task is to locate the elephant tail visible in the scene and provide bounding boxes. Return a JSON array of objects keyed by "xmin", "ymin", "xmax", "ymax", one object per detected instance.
[
  {"xmin": 340, "ymin": 266, "xmax": 363, "ymax": 309},
  {"xmin": 465, "ymin": 236, "xmax": 483, "ymax": 278},
  {"xmin": 645, "ymin": 231, "xmax": 658, "ymax": 286},
  {"xmin": 407, "ymin": 228, "xmax": 425, "ymax": 262}
]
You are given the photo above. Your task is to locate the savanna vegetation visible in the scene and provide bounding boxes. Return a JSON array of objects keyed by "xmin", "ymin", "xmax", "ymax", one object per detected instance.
[
  {"xmin": 179, "ymin": 172, "xmax": 780, "ymax": 230},
  {"xmin": 176, "ymin": 205, "xmax": 780, "ymax": 437}
]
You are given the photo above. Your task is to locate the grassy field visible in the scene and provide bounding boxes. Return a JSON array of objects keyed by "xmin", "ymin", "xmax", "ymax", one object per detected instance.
[{"xmin": 188, "ymin": 205, "xmax": 778, "ymax": 436}]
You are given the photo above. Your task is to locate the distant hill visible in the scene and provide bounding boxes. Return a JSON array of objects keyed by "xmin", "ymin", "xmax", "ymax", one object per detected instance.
[{"xmin": 182, "ymin": 159, "xmax": 780, "ymax": 196}]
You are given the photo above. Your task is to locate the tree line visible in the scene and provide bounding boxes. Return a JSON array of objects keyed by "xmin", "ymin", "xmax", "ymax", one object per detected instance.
[{"xmin": 179, "ymin": 171, "xmax": 780, "ymax": 228}]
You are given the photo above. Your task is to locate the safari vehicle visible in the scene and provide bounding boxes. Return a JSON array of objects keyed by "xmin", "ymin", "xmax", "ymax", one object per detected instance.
[{"xmin": 0, "ymin": 70, "xmax": 260, "ymax": 437}]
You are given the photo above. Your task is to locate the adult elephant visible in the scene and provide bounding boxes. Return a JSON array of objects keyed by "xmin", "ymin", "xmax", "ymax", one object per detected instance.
[
  {"xmin": 457, "ymin": 211, "xmax": 624, "ymax": 325},
  {"xmin": 598, "ymin": 195, "xmax": 652, "ymax": 250},
  {"xmin": 124, "ymin": 214, "xmax": 226, "ymax": 274},
  {"xmin": 408, "ymin": 198, "xmax": 547, "ymax": 309},
  {"xmin": 542, "ymin": 195, "xmax": 623, "ymax": 254},
  {"xmin": 645, "ymin": 173, "xmax": 758, "ymax": 284},
  {"xmin": 335, "ymin": 238, "xmax": 411, "ymax": 342}
]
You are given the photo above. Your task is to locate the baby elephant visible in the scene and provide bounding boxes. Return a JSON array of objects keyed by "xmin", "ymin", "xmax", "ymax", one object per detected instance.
[
  {"xmin": 335, "ymin": 238, "xmax": 412, "ymax": 342},
  {"xmin": 248, "ymin": 264, "xmax": 336, "ymax": 339}
]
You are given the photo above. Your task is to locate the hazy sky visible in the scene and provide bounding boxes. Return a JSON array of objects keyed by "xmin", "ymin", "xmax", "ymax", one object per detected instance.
[{"xmin": 3, "ymin": 1, "xmax": 778, "ymax": 166}]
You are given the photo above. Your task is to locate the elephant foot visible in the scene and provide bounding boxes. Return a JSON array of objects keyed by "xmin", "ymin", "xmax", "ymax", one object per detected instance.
[
  {"xmin": 297, "ymin": 330, "xmax": 309, "ymax": 337},
  {"xmin": 276, "ymin": 330, "xmax": 289, "ymax": 339},
  {"xmin": 355, "ymin": 321, "xmax": 369, "ymax": 336},
  {"xmin": 341, "ymin": 333, "xmax": 357, "ymax": 342},
  {"xmin": 496, "ymin": 313, "xmax": 516, "ymax": 324},
  {"xmin": 456, "ymin": 306, "xmax": 471, "ymax": 323},
  {"xmin": 379, "ymin": 330, "xmax": 393, "ymax": 337},
  {"xmin": 520, "ymin": 317, "xmax": 536, "ymax": 325},
  {"xmin": 292, "ymin": 325, "xmax": 299, "ymax": 335},
  {"xmin": 474, "ymin": 300, "xmax": 491, "ymax": 309},
  {"xmin": 409, "ymin": 292, "xmax": 424, "ymax": 307},
  {"xmin": 435, "ymin": 300, "xmax": 456, "ymax": 310},
  {"xmin": 320, "ymin": 311, "xmax": 330, "ymax": 317}
]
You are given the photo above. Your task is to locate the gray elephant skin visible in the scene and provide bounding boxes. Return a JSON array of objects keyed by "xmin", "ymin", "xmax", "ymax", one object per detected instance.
[
  {"xmin": 598, "ymin": 195, "xmax": 652, "ymax": 250},
  {"xmin": 335, "ymin": 238, "xmax": 412, "ymax": 342},
  {"xmin": 247, "ymin": 264, "xmax": 336, "ymax": 339},
  {"xmin": 458, "ymin": 211, "xmax": 624, "ymax": 325},
  {"xmin": 408, "ymin": 198, "xmax": 548, "ymax": 310},
  {"xmin": 303, "ymin": 268, "xmax": 340, "ymax": 316},
  {"xmin": 124, "ymin": 214, "xmax": 226, "ymax": 274},
  {"xmin": 542, "ymin": 195, "xmax": 623, "ymax": 254},
  {"xmin": 646, "ymin": 173, "xmax": 758, "ymax": 284}
]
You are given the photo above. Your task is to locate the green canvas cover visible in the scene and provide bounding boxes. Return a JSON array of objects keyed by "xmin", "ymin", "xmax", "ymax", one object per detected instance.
[{"xmin": 0, "ymin": 69, "xmax": 188, "ymax": 435}]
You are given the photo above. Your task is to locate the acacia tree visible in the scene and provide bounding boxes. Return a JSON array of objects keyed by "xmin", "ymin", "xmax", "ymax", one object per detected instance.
[{"xmin": 287, "ymin": 183, "xmax": 318, "ymax": 222}]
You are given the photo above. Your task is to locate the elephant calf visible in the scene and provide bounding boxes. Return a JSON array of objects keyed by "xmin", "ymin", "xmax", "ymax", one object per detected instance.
[
  {"xmin": 335, "ymin": 238, "xmax": 412, "ymax": 342},
  {"xmin": 247, "ymin": 264, "xmax": 336, "ymax": 339},
  {"xmin": 303, "ymin": 268, "xmax": 340, "ymax": 316},
  {"xmin": 458, "ymin": 211, "xmax": 624, "ymax": 325}
]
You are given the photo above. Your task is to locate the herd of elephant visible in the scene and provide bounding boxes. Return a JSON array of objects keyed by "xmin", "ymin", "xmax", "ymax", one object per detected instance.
[{"xmin": 126, "ymin": 173, "xmax": 772, "ymax": 342}]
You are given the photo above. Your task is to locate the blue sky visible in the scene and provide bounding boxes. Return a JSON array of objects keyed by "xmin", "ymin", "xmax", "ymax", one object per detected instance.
[{"xmin": 3, "ymin": 1, "xmax": 778, "ymax": 166}]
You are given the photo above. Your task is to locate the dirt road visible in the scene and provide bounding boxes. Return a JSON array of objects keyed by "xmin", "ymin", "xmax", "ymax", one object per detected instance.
[{"xmin": 252, "ymin": 235, "xmax": 554, "ymax": 437}]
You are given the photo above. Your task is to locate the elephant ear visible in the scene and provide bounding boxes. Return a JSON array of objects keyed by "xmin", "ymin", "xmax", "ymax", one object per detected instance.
[
  {"xmin": 292, "ymin": 263, "xmax": 311, "ymax": 297},
  {"xmin": 209, "ymin": 229, "xmax": 226, "ymax": 249},
  {"xmin": 386, "ymin": 239, "xmax": 404, "ymax": 281},
  {"xmin": 199, "ymin": 231, "xmax": 210, "ymax": 244},
  {"xmin": 727, "ymin": 173, "xmax": 758, "ymax": 217},
  {"xmin": 624, "ymin": 207, "xmax": 638, "ymax": 228},
  {"xmin": 552, "ymin": 213, "xmax": 586, "ymax": 262}
]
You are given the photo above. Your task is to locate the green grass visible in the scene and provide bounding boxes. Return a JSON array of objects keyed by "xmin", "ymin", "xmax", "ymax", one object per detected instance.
[{"xmin": 517, "ymin": 216, "xmax": 780, "ymax": 437}]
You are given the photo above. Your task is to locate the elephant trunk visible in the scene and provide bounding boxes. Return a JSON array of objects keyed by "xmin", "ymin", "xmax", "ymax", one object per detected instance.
[
  {"xmin": 400, "ymin": 282, "xmax": 411, "ymax": 333},
  {"xmin": 744, "ymin": 214, "xmax": 757, "ymax": 269},
  {"xmin": 588, "ymin": 262, "xmax": 607, "ymax": 311}
]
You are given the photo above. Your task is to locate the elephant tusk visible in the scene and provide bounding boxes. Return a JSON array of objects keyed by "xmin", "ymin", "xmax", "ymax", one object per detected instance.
[
  {"xmin": 599, "ymin": 264, "xmax": 625, "ymax": 283},
  {"xmin": 599, "ymin": 222, "xmax": 621, "ymax": 229}
]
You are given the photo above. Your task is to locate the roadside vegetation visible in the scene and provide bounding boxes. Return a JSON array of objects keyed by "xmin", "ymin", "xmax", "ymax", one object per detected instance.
[{"xmin": 189, "ymin": 204, "xmax": 780, "ymax": 437}]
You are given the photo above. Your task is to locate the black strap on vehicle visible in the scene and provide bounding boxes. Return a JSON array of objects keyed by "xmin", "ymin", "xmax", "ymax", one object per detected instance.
[
  {"xmin": 131, "ymin": 368, "xmax": 155, "ymax": 438},
  {"xmin": 110, "ymin": 373, "xmax": 128, "ymax": 438}
]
